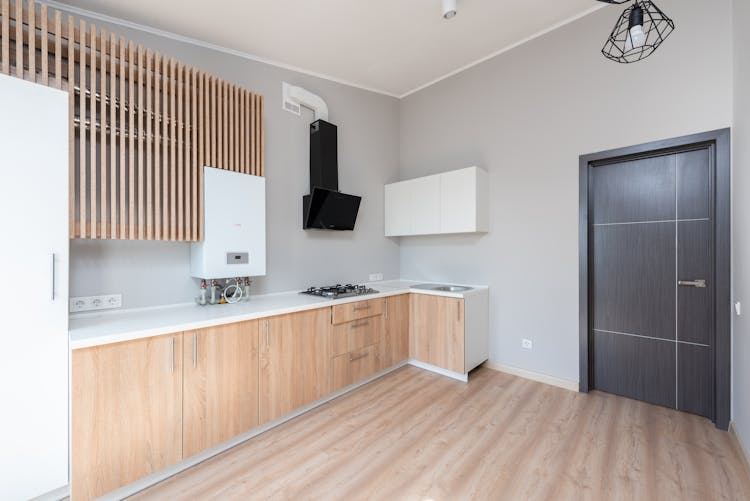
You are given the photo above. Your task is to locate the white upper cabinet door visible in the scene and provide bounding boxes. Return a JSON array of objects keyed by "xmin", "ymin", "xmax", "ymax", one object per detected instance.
[
  {"xmin": 384, "ymin": 180, "xmax": 412, "ymax": 236},
  {"xmin": 409, "ymin": 174, "xmax": 442, "ymax": 235},
  {"xmin": 440, "ymin": 166, "xmax": 489, "ymax": 234}
]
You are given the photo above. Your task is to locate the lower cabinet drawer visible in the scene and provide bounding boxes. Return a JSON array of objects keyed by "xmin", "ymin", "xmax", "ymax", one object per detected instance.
[
  {"xmin": 332, "ymin": 343, "xmax": 380, "ymax": 391},
  {"xmin": 332, "ymin": 315, "xmax": 382, "ymax": 356}
]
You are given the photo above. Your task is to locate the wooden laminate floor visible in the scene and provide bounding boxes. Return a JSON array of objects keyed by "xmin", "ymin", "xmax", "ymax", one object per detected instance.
[{"xmin": 132, "ymin": 366, "xmax": 750, "ymax": 501}]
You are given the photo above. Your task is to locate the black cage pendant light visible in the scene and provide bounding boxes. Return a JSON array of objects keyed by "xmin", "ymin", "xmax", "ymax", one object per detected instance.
[{"xmin": 598, "ymin": 0, "xmax": 675, "ymax": 63}]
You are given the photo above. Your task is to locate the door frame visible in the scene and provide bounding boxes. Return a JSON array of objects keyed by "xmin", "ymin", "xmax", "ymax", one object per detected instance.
[{"xmin": 578, "ymin": 128, "xmax": 731, "ymax": 429}]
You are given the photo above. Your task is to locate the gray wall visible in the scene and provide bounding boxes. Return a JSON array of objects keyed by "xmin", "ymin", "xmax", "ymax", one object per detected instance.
[
  {"xmin": 398, "ymin": 0, "xmax": 733, "ymax": 382},
  {"xmin": 68, "ymin": 11, "xmax": 401, "ymax": 309},
  {"xmin": 732, "ymin": 0, "xmax": 750, "ymax": 457}
]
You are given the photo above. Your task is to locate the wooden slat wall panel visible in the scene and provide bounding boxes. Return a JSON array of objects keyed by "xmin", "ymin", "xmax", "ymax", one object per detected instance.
[
  {"xmin": 0, "ymin": 0, "xmax": 264, "ymax": 242},
  {"xmin": 154, "ymin": 52, "xmax": 161, "ymax": 240},
  {"xmin": 100, "ymin": 28, "xmax": 107, "ymax": 238},
  {"xmin": 109, "ymin": 33, "xmax": 117, "ymax": 238},
  {"xmin": 146, "ymin": 48, "xmax": 153, "ymax": 239}
]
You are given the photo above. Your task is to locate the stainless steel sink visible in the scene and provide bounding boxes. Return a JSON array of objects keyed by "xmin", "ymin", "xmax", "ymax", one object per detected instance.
[{"xmin": 412, "ymin": 283, "xmax": 473, "ymax": 292}]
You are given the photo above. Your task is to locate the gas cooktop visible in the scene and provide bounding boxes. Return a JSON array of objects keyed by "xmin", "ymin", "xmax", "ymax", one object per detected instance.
[{"xmin": 300, "ymin": 284, "xmax": 379, "ymax": 299}]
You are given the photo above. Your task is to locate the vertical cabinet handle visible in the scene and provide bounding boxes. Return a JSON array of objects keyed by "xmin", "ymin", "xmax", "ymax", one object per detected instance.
[
  {"xmin": 385, "ymin": 298, "xmax": 388, "ymax": 319},
  {"xmin": 193, "ymin": 332, "xmax": 197, "ymax": 368},
  {"xmin": 457, "ymin": 301, "xmax": 461, "ymax": 322},
  {"xmin": 50, "ymin": 252, "xmax": 56, "ymax": 301},
  {"xmin": 170, "ymin": 337, "xmax": 175, "ymax": 373},
  {"xmin": 266, "ymin": 321, "xmax": 270, "ymax": 348}
]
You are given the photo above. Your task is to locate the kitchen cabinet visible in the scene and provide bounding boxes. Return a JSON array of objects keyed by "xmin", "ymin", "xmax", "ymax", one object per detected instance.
[
  {"xmin": 332, "ymin": 297, "xmax": 385, "ymax": 324},
  {"xmin": 72, "ymin": 335, "xmax": 183, "ymax": 501},
  {"xmin": 333, "ymin": 344, "xmax": 381, "ymax": 391},
  {"xmin": 0, "ymin": 75, "xmax": 69, "ymax": 500},
  {"xmin": 382, "ymin": 294, "xmax": 410, "ymax": 368},
  {"xmin": 259, "ymin": 309, "xmax": 331, "ymax": 423},
  {"xmin": 384, "ymin": 166, "xmax": 488, "ymax": 236},
  {"xmin": 182, "ymin": 321, "xmax": 259, "ymax": 458},
  {"xmin": 410, "ymin": 294, "xmax": 465, "ymax": 374}
]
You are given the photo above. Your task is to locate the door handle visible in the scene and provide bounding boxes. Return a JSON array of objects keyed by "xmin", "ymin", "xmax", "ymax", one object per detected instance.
[
  {"xmin": 170, "ymin": 337, "xmax": 175, "ymax": 373},
  {"xmin": 51, "ymin": 252, "xmax": 56, "ymax": 301},
  {"xmin": 678, "ymin": 279, "xmax": 706, "ymax": 288},
  {"xmin": 353, "ymin": 305, "xmax": 371, "ymax": 312},
  {"xmin": 350, "ymin": 321, "xmax": 370, "ymax": 329},
  {"xmin": 266, "ymin": 321, "xmax": 270, "ymax": 348}
]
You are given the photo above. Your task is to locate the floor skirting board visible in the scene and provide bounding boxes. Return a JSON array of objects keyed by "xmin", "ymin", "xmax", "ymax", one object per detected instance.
[
  {"xmin": 483, "ymin": 361, "xmax": 580, "ymax": 392},
  {"xmin": 730, "ymin": 422, "xmax": 750, "ymax": 473}
]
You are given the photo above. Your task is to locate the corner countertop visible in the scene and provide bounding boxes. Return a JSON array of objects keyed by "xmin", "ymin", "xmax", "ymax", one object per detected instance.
[{"xmin": 69, "ymin": 280, "xmax": 488, "ymax": 350}]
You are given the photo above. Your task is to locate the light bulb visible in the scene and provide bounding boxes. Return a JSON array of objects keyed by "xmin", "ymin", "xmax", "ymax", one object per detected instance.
[{"xmin": 630, "ymin": 24, "xmax": 646, "ymax": 48}]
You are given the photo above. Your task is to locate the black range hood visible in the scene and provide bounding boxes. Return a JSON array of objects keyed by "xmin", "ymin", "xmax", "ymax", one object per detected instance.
[{"xmin": 303, "ymin": 120, "xmax": 361, "ymax": 230}]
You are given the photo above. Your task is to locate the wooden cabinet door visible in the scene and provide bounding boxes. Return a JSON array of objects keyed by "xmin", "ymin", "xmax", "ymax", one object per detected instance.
[
  {"xmin": 259, "ymin": 309, "xmax": 331, "ymax": 424},
  {"xmin": 183, "ymin": 321, "xmax": 259, "ymax": 458},
  {"xmin": 72, "ymin": 335, "xmax": 183, "ymax": 501},
  {"xmin": 410, "ymin": 294, "xmax": 465, "ymax": 373},
  {"xmin": 382, "ymin": 294, "xmax": 410, "ymax": 368}
]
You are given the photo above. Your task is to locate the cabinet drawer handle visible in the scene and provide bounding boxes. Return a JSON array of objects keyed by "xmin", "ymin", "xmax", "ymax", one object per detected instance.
[
  {"xmin": 350, "ymin": 321, "xmax": 370, "ymax": 329},
  {"xmin": 350, "ymin": 351, "xmax": 369, "ymax": 362},
  {"xmin": 353, "ymin": 305, "xmax": 371, "ymax": 311}
]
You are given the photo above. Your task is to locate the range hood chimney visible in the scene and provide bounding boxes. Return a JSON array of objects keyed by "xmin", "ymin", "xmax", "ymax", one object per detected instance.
[{"xmin": 303, "ymin": 119, "xmax": 361, "ymax": 231}]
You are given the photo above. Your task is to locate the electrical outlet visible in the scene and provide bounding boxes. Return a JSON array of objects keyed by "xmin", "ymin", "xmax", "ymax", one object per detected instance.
[
  {"xmin": 70, "ymin": 294, "xmax": 122, "ymax": 313},
  {"xmin": 521, "ymin": 338, "xmax": 533, "ymax": 350},
  {"xmin": 369, "ymin": 273, "xmax": 384, "ymax": 282}
]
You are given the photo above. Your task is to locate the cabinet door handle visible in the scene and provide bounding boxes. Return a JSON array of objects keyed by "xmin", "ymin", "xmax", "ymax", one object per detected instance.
[
  {"xmin": 50, "ymin": 252, "xmax": 56, "ymax": 301},
  {"xmin": 353, "ymin": 305, "xmax": 371, "ymax": 311},
  {"xmin": 193, "ymin": 332, "xmax": 197, "ymax": 368},
  {"xmin": 351, "ymin": 321, "xmax": 370, "ymax": 329},
  {"xmin": 385, "ymin": 299, "xmax": 388, "ymax": 319},
  {"xmin": 457, "ymin": 301, "xmax": 461, "ymax": 322},
  {"xmin": 266, "ymin": 321, "xmax": 270, "ymax": 348},
  {"xmin": 170, "ymin": 337, "xmax": 175, "ymax": 373},
  {"xmin": 350, "ymin": 351, "xmax": 369, "ymax": 362}
]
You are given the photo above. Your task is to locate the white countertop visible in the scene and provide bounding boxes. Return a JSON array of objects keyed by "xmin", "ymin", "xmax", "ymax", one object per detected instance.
[{"xmin": 69, "ymin": 280, "xmax": 488, "ymax": 349}]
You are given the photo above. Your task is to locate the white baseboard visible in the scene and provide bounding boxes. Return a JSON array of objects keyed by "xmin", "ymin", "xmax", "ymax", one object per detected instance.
[
  {"xmin": 483, "ymin": 361, "xmax": 579, "ymax": 392},
  {"xmin": 407, "ymin": 359, "xmax": 468, "ymax": 382},
  {"xmin": 730, "ymin": 421, "xmax": 750, "ymax": 473}
]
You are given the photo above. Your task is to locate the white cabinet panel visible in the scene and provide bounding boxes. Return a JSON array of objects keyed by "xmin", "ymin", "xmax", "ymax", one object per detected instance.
[
  {"xmin": 384, "ymin": 167, "xmax": 487, "ymax": 237},
  {"xmin": 409, "ymin": 175, "xmax": 441, "ymax": 235},
  {"xmin": 0, "ymin": 74, "xmax": 69, "ymax": 500},
  {"xmin": 441, "ymin": 167, "xmax": 488, "ymax": 234},
  {"xmin": 384, "ymin": 180, "xmax": 412, "ymax": 236}
]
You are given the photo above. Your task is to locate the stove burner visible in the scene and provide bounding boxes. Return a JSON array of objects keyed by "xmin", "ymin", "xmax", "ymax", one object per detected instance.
[{"xmin": 301, "ymin": 283, "xmax": 379, "ymax": 299}]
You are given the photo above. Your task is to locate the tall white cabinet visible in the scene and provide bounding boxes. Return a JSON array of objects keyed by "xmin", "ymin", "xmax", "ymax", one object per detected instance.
[
  {"xmin": 384, "ymin": 166, "xmax": 488, "ymax": 237},
  {"xmin": 0, "ymin": 75, "xmax": 69, "ymax": 499}
]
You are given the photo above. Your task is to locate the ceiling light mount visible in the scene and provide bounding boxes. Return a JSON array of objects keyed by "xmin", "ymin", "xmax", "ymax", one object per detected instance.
[
  {"xmin": 598, "ymin": 0, "xmax": 675, "ymax": 63},
  {"xmin": 442, "ymin": 0, "xmax": 457, "ymax": 20}
]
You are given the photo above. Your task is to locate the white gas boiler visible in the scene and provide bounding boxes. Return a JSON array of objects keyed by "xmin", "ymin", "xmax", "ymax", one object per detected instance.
[{"xmin": 191, "ymin": 166, "xmax": 267, "ymax": 279}]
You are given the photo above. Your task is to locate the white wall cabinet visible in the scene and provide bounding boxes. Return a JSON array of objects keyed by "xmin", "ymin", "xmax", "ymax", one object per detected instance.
[
  {"xmin": 384, "ymin": 166, "xmax": 488, "ymax": 237},
  {"xmin": 0, "ymin": 74, "xmax": 69, "ymax": 500}
]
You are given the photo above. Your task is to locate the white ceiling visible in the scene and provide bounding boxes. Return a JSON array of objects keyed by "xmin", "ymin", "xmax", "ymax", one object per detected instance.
[{"xmin": 53, "ymin": 0, "xmax": 603, "ymax": 97}]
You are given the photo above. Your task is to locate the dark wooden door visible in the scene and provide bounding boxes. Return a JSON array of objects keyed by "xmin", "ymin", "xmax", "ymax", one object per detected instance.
[{"xmin": 590, "ymin": 148, "xmax": 714, "ymax": 417}]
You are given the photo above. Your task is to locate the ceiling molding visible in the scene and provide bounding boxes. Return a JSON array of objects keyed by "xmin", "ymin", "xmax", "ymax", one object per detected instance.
[
  {"xmin": 398, "ymin": 3, "xmax": 606, "ymax": 99},
  {"xmin": 41, "ymin": 0, "xmax": 401, "ymax": 98},
  {"xmin": 43, "ymin": 0, "xmax": 605, "ymax": 100}
]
